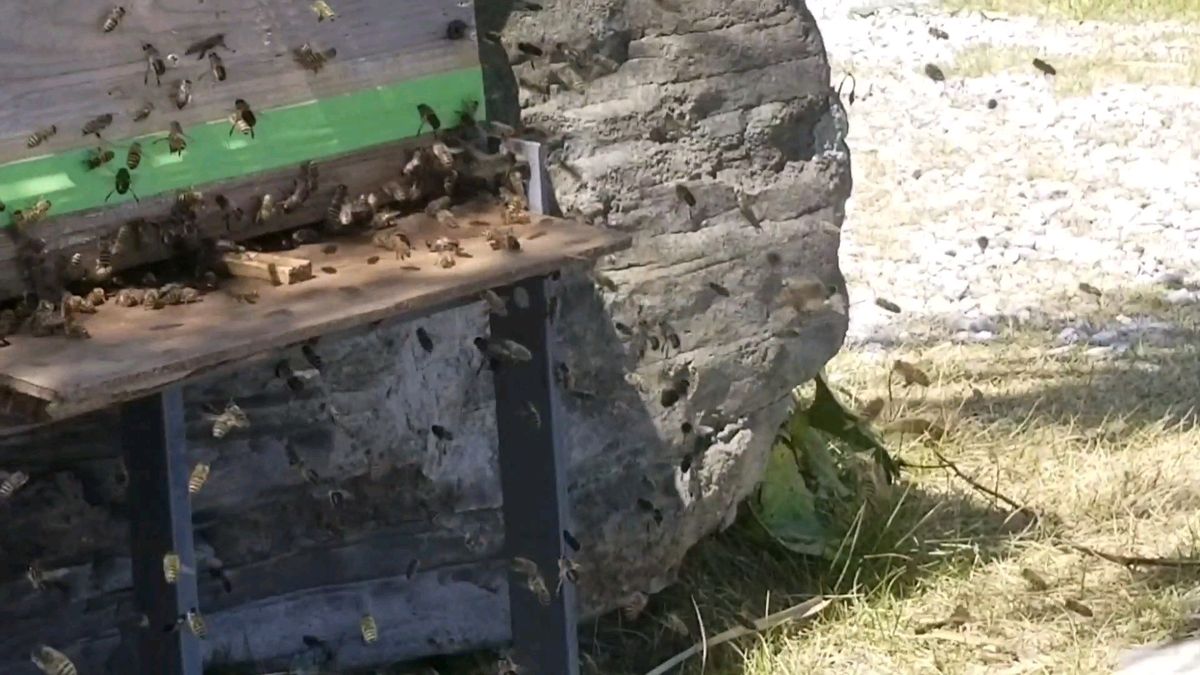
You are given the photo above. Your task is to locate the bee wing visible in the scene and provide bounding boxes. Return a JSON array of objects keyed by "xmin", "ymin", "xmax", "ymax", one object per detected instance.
[{"xmin": 510, "ymin": 556, "xmax": 539, "ymax": 576}]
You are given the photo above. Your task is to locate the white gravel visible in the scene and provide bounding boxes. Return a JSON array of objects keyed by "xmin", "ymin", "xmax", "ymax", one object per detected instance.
[{"xmin": 809, "ymin": 2, "xmax": 1200, "ymax": 349}]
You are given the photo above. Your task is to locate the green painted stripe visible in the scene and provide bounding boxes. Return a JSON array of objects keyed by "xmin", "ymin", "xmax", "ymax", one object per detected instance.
[{"xmin": 0, "ymin": 66, "xmax": 485, "ymax": 227}]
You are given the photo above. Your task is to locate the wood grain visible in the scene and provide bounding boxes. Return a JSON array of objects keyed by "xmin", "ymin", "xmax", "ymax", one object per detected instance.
[
  {"xmin": 0, "ymin": 0, "xmax": 478, "ymax": 165},
  {"xmin": 0, "ymin": 211, "xmax": 629, "ymax": 420}
]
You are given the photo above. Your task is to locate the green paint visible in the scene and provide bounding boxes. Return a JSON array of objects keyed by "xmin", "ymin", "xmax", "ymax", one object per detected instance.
[{"xmin": 0, "ymin": 66, "xmax": 485, "ymax": 227}]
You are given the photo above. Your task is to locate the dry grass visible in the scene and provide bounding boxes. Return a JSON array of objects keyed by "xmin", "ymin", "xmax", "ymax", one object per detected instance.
[{"xmin": 944, "ymin": 0, "xmax": 1200, "ymax": 22}]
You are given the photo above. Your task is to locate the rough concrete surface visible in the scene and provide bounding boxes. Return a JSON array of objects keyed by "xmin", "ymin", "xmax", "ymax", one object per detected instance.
[{"xmin": 0, "ymin": 0, "xmax": 848, "ymax": 670}]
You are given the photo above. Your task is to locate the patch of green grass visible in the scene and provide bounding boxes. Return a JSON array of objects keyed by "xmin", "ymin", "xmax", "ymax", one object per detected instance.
[{"xmin": 945, "ymin": 0, "xmax": 1200, "ymax": 22}]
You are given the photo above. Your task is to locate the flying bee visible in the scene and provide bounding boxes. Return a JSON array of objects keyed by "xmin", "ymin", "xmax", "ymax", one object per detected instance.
[
  {"xmin": 171, "ymin": 79, "xmax": 193, "ymax": 109},
  {"xmin": 26, "ymin": 561, "xmax": 46, "ymax": 591},
  {"xmin": 142, "ymin": 43, "xmax": 167, "ymax": 86},
  {"xmin": 155, "ymin": 121, "xmax": 188, "ymax": 155},
  {"xmin": 486, "ymin": 227, "xmax": 521, "ymax": 251},
  {"xmin": 892, "ymin": 360, "xmax": 931, "ymax": 387},
  {"xmin": 255, "ymin": 193, "xmax": 276, "ymax": 225},
  {"xmin": 510, "ymin": 557, "xmax": 552, "ymax": 606},
  {"xmin": 372, "ymin": 230, "xmax": 412, "ymax": 259},
  {"xmin": 82, "ymin": 113, "xmax": 114, "ymax": 138},
  {"xmin": 360, "ymin": 614, "xmax": 379, "ymax": 644},
  {"xmin": 162, "ymin": 552, "xmax": 182, "ymax": 583},
  {"xmin": 675, "ymin": 183, "xmax": 696, "ymax": 208},
  {"xmin": 481, "ymin": 289, "xmax": 507, "ymax": 316},
  {"xmin": 0, "ymin": 470, "xmax": 29, "ymax": 498},
  {"xmin": 26, "ymin": 125, "xmax": 57, "ymax": 149},
  {"xmin": 101, "ymin": 5, "xmax": 126, "ymax": 32},
  {"xmin": 312, "ymin": 0, "xmax": 336, "ymax": 21},
  {"xmin": 184, "ymin": 33, "xmax": 232, "ymax": 60},
  {"xmin": 434, "ymin": 209, "xmax": 458, "ymax": 229},
  {"xmin": 84, "ymin": 147, "xmax": 115, "ymax": 170},
  {"xmin": 293, "ymin": 43, "xmax": 336, "ymax": 72},
  {"xmin": 30, "ymin": 644, "xmax": 77, "ymax": 675},
  {"xmin": 184, "ymin": 609, "xmax": 207, "ymax": 639},
  {"xmin": 445, "ymin": 19, "xmax": 468, "ymax": 40},
  {"xmin": 25, "ymin": 198, "xmax": 52, "ymax": 223},
  {"xmin": 131, "ymin": 101, "xmax": 154, "ymax": 122},
  {"xmin": 229, "ymin": 99, "xmax": 256, "ymax": 138},
  {"xmin": 125, "ymin": 141, "xmax": 142, "ymax": 170},
  {"xmin": 326, "ymin": 184, "xmax": 348, "ymax": 229},
  {"xmin": 188, "ymin": 463, "xmax": 210, "ymax": 494},
  {"xmin": 208, "ymin": 51, "xmax": 226, "ymax": 81},
  {"xmin": 416, "ymin": 103, "xmax": 441, "ymax": 133},
  {"xmin": 106, "ymin": 168, "xmax": 139, "ymax": 202},
  {"xmin": 487, "ymin": 338, "xmax": 533, "ymax": 364},
  {"xmin": 557, "ymin": 556, "xmax": 581, "ymax": 594},
  {"xmin": 209, "ymin": 401, "xmax": 250, "ymax": 438}
]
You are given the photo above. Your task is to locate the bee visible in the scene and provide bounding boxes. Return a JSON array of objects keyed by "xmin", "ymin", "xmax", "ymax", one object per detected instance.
[
  {"xmin": 892, "ymin": 360, "xmax": 931, "ymax": 387},
  {"xmin": 85, "ymin": 147, "xmax": 116, "ymax": 170},
  {"xmin": 321, "ymin": 266, "xmax": 337, "ymax": 274},
  {"xmin": 30, "ymin": 644, "xmax": 77, "ymax": 675},
  {"xmin": 372, "ymin": 230, "xmax": 412, "ymax": 259},
  {"xmin": 424, "ymin": 195, "xmax": 452, "ymax": 217},
  {"xmin": 416, "ymin": 327, "xmax": 434, "ymax": 352},
  {"xmin": 674, "ymin": 183, "xmax": 696, "ymax": 208},
  {"xmin": 735, "ymin": 190, "xmax": 762, "ymax": 229},
  {"xmin": 556, "ymin": 556, "xmax": 581, "ymax": 594},
  {"xmin": 63, "ymin": 293, "xmax": 98, "ymax": 315},
  {"xmin": 24, "ymin": 198, "xmax": 53, "ymax": 224},
  {"xmin": 486, "ymin": 227, "xmax": 521, "ymax": 252},
  {"xmin": 312, "ymin": 0, "xmax": 337, "ymax": 21},
  {"xmin": 430, "ymin": 141, "xmax": 457, "ymax": 170},
  {"xmin": 230, "ymin": 290, "xmax": 259, "ymax": 304},
  {"xmin": 487, "ymin": 338, "xmax": 533, "ymax": 364},
  {"xmin": 562, "ymin": 529, "xmax": 581, "ymax": 552},
  {"xmin": 229, "ymin": 99, "xmax": 256, "ymax": 138},
  {"xmin": 924, "ymin": 63, "xmax": 946, "ymax": 82},
  {"xmin": 708, "ymin": 281, "xmax": 730, "ymax": 297},
  {"xmin": 416, "ymin": 103, "xmax": 441, "ymax": 133},
  {"xmin": 431, "ymin": 424, "xmax": 454, "ymax": 441},
  {"xmin": 1079, "ymin": 282, "xmax": 1102, "ymax": 297},
  {"xmin": 82, "ymin": 113, "xmax": 114, "ymax": 138},
  {"xmin": 88, "ymin": 288, "xmax": 107, "ymax": 305},
  {"xmin": 163, "ymin": 552, "xmax": 182, "ymax": 583},
  {"xmin": 445, "ymin": 19, "xmax": 469, "ymax": 40},
  {"xmin": 366, "ymin": 255, "xmax": 380, "ymax": 264},
  {"xmin": 512, "ymin": 286, "xmax": 531, "ymax": 309},
  {"xmin": 106, "ymin": 168, "xmax": 139, "ymax": 202},
  {"xmin": 256, "ymin": 194, "xmax": 276, "ymax": 225},
  {"xmin": 328, "ymin": 489, "xmax": 347, "ymax": 507},
  {"xmin": 874, "ymin": 298, "xmax": 901, "ymax": 313},
  {"xmin": 510, "ymin": 557, "xmax": 551, "ymax": 606},
  {"xmin": 276, "ymin": 360, "xmax": 306, "ymax": 392},
  {"xmin": 481, "ymin": 289, "xmax": 507, "ymax": 316},
  {"xmin": 282, "ymin": 181, "xmax": 311, "ymax": 215},
  {"xmin": 326, "ymin": 184, "xmax": 348, "ymax": 229},
  {"xmin": 101, "ymin": 6, "xmax": 126, "ymax": 33},
  {"xmin": 114, "ymin": 288, "xmax": 145, "ymax": 307},
  {"xmin": 516, "ymin": 42, "xmax": 544, "ymax": 58},
  {"xmin": 188, "ymin": 463, "xmax": 210, "ymax": 494},
  {"xmin": 292, "ymin": 228, "xmax": 320, "ymax": 245},
  {"xmin": 434, "ymin": 209, "xmax": 459, "ymax": 229},
  {"xmin": 26, "ymin": 125, "xmax": 57, "ymax": 149},
  {"xmin": 360, "ymin": 614, "xmax": 379, "ymax": 644},
  {"xmin": 208, "ymin": 51, "xmax": 227, "ymax": 82},
  {"xmin": 184, "ymin": 34, "xmax": 231, "ymax": 60},
  {"xmin": 131, "ymin": 101, "xmax": 154, "ymax": 122},
  {"xmin": 436, "ymin": 250, "xmax": 455, "ymax": 268},
  {"xmin": 172, "ymin": 79, "xmax": 193, "ymax": 109},
  {"xmin": 1032, "ymin": 57, "xmax": 1057, "ymax": 77},
  {"xmin": 293, "ymin": 43, "xmax": 337, "ymax": 73},
  {"xmin": 125, "ymin": 142, "xmax": 142, "ymax": 170},
  {"xmin": 621, "ymin": 591, "xmax": 649, "ymax": 621},
  {"xmin": 209, "ymin": 401, "xmax": 250, "ymax": 438},
  {"xmin": 26, "ymin": 561, "xmax": 46, "ymax": 590},
  {"xmin": 501, "ymin": 188, "xmax": 530, "ymax": 226},
  {"xmin": 185, "ymin": 609, "xmax": 208, "ymax": 639},
  {"xmin": 142, "ymin": 43, "xmax": 167, "ymax": 86},
  {"xmin": 155, "ymin": 121, "xmax": 188, "ymax": 155},
  {"xmin": 0, "ymin": 470, "xmax": 29, "ymax": 498}
]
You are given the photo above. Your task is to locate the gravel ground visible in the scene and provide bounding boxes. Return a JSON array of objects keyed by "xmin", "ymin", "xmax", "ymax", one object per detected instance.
[{"xmin": 807, "ymin": 1, "xmax": 1200, "ymax": 348}]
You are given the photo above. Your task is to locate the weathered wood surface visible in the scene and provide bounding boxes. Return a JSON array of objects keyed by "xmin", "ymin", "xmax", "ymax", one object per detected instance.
[
  {"xmin": 0, "ymin": 0, "xmax": 477, "ymax": 166},
  {"xmin": 0, "ymin": 211, "xmax": 629, "ymax": 418}
]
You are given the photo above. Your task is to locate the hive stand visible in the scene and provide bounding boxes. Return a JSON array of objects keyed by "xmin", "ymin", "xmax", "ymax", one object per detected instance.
[{"xmin": 0, "ymin": 139, "xmax": 623, "ymax": 675}]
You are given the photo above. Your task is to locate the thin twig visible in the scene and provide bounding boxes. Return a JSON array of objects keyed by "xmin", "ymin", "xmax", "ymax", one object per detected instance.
[
  {"xmin": 642, "ymin": 597, "xmax": 831, "ymax": 675},
  {"xmin": 1066, "ymin": 542, "xmax": 1200, "ymax": 569},
  {"xmin": 691, "ymin": 594, "xmax": 707, "ymax": 675},
  {"xmin": 929, "ymin": 448, "xmax": 1027, "ymax": 513}
]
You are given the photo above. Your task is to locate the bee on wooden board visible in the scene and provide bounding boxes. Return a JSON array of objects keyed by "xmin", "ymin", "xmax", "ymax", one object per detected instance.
[
  {"xmin": 184, "ymin": 609, "xmax": 207, "ymax": 639},
  {"xmin": 26, "ymin": 125, "xmax": 57, "ymax": 149},
  {"xmin": 312, "ymin": 0, "xmax": 337, "ymax": 21},
  {"xmin": 172, "ymin": 79, "xmax": 193, "ymax": 110},
  {"xmin": 142, "ymin": 43, "xmax": 167, "ymax": 86},
  {"xmin": 372, "ymin": 230, "xmax": 412, "ymax": 259},
  {"xmin": 156, "ymin": 121, "xmax": 188, "ymax": 155},
  {"xmin": 326, "ymin": 184, "xmax": 348, "ymax": 228},
  {"xmin": 162, "ymin": 551, "xmax": 183, "ymax": 583},
  {"xmin": 229, "ymin": 99, "xmax": 256, "ymax": 138},
  {"xmin": 481, "ymin": 289, "xmax": 507, "ymax": 316},
  {"xmin": 293, "ymin": 43, "xmax": 337, "ymax": 73},
  {"xmin": 82, "ymin": 113, "xmax": 114, "ymax": 138},
  {"xmin": 106, "ymin": 168, "xmax": 139, "ymax": 202},
  {"xmin": 188, "ymin": 463, "xmax": 210, "ymax": 495},
  {"xmin": 208, "ymin": 51, "xmax": 227, "ymax": 82},
  {"xmin": 208, "ymin": 401, "xmax": 250, "ymax": 438},
  {"xmin": 255, "ymin": 193, "xmax": 277, "ymax": 225},
  {"xmin": 25, "ymin": 198, "xmax": 53, "ymax": 224},
  {"xmin": 30, "ymin": 644, "xmax": 77, "ymax": 675},
  {"xmin": 0, "ymin": 470, "xmax": 30, "ymax": 499},
  {"xmin": 557, "ymin": 556, "xmax": 581, "ymax": 594},
  {"xmin": 486, "ymin": 227, "xmax": 521, "ymax": 252},
  {"xmin": 84, "ymin": 147, "xmax": 115, "ymax": 171},
  {"xmin": 101, "ymin": 5, "xmax": 126, "ymax": 33},
  {"xmin": 510, "ymin": 557, "xmax": 552, "ymax": 606},
  {"xmin": 416, "ymin": 103, "xmax": 441, "ymax": 134},
  {"xmin": 360, "ymin": 614, "xmax": 379, "ymax": 644},
  {"xmin": 131, "ymin": 101, "xmax": 154, "ymax": 122},
  {"xmin": 125, "ymin": 141, "xmax": 142, "ymax": 170}
]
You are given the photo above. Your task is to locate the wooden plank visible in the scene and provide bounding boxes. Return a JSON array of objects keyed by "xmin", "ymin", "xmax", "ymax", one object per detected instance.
[
  {"xmin": 220, "ymin": 251, "xmax": 313, "ymax": 285},
  {"xmin": 0, "ymin": 0, "xmax": 478, "ymax": 165},
  {"xmin": 0, "ymin": 211, "xmax": 629, "ymax": 419}
]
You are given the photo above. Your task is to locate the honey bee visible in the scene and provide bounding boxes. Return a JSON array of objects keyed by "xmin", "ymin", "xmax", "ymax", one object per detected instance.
[
  {"xmin": 282, "ymin": 179, "xmax": 312, "ymax": 214},
  {"xmin": 512, "ymin": 286, "xmax": 530, "ymax": 309},
  {"xmin": 141, "ymin": 288, "xmax": 162, "ymax": 310},
  {"xmin": 30, "ymin": 644, "xmax": 77, "ymax": 675},
  {"xmin": 621, "ymin": 591, "xmax": 649, "ymax": 621},
  {"xmin": 434, "ymin": 209, "xmax": 458, "ymax": 229},
  {"xmin": 500, "ymin": 188, "xmax": 530, "ymax": 226},
  {"xmin": 124, "ymin": 141, "xmax": 143, "ymax": 170},
  {"xmin": 312, "ymin": 0, "xmax": 337, "ymax": 21},
  {"xmin": 487, "ymin": 338, "xmax": 533, "ymax": 363},
  {"xmin": 436, "ymin": 250, "xmax": 456, "ymax": 268},
  {"xmin": 360, "ymin": 614, "xmax": 379, "ymax": 644},
  {"xmin": 114, "ymin": 288, "xmax": 145, "ymax": 307},
  {"xmin": 256, "ymin": 194, "xmax": 276, "ymax": 225},
  {"xmin": 874, "ymin": 298, "xmax": 901, "ymax": 313},
  {"xmin": 486, "ymin": 227, "xmax": 521, "ymax": 251},
  {"xmin": 292, "ymin": 227, "xmax": 320, "ymax": 245},
  {"xmin": 0, "ymin": 470, "xmax": 30, "ymax": 498},
  {"xmin": 209, "ymin": 401, "xmax": 250, "ymax": 438},
  {"xmin": 142, "ymin": 43, "xmax": 167, "ymax": 86},
  {"xmin": 26, "ymin": 198, "xmax": 52, "ymax": 223},
  {"xmin": 162, "ymin": 552, "xmax": 182, "ymax": 583},
  {"xmin": 184, "ymin": 609, "xmax": 207, "ymax": 639},
  {"xmin": 326, "ymin": 184, "xmax": 348, "ymax": 228},
  {"xmin": 26, "ymin": 125, "xmax": 57, "ymax": 149},
  {"xmin": 101, "ymin": 5, "xmax": 126, "ymax": 32},
  {"xmin": 779, "ymin": 278, "xmax": 828, "ymax": 314},
  {"xmin": 208, "ymin": 51, "xmax": 226, "ymax": 82},
  {"xmin": 424, "ymin": 195, "xmax": 452, "ymax": 217},
  {"xmin": 84, "ymin": 147, "xmax": 115, "ymax": 170},
  {"xmin": 106, "ymin": 168, "xmax": 138, "ymax": 202},
  {"xmin": 556, "ymin": 556, "xmax": 581, "ymax": 594},
  {"xmin": 445, "ymin": 19, "xmax": 468, "ymax": 40},
  {"xmin": 892, "ymin": 360, "xmax": 931, "ymax": 387},
  {"xmin": 293, "ymin": 43, "xmax": 337, "ymax": 73},
  {"xmin": 510, "ymin": 557, "xmax": 551, "ymax": 606},
  {"xmin": 171, "ymin": 79, "xmax": 193, "ymax": 109},
  {"xmin": 229, "ymin": 99, "xmax": 256, "ymax": 138},
  {"xmin": 230, "ymin": 290, "xmax": 259, "ymax": 304},
  {"xmin": 88, "ymin": 288, "xmax": 107, "ymax": 306},
  {"xmin": 481, "ymin": 289, "xmax": 507, "ymax": 316},
  {"xmin": 381, "ymin": 177, "xmax": 418, "ymax": 204},
  {"xmin": 416, "ymin": 103, "xmax": 441, "ymax": 133},
  {"xmin": 82, "ymin": 113, "xmax": 113, "ymax": 138},
  {"xmin": 26, "ymin": 561, "xmax": 46, "ymax": 591},
  {"xmin": 416, "ymin": 327, "xmax": 434, "ymax": 352},
  {"xmin": 155, "ymin": 121, "xmax": 188, "ymax": 155},
  {"xmin": 372, "ymin": 230, "xmax": 412, "ymax": 259},
  {"xmin": 735, "ymin": 189, "xmax": 762, "ymax": 229},
  {"xmin": 63, "ymin": 294, "xmax": 98, "ymax": 315},
  {"xmin": 184, "ymin": 34, "xmax": 231, "ymax": 60},
  {"xmin": 430, "ymin": 141, "xmax": 457, "ymax": 170},
  {"xmin": 131, "ymin": 101, "xmax": 154, "ymax": 122},
  {"xmin": 187, "ymin": 463, "xmax": 210, "ymax": 494},
  {"xmin": 675, "ymin": 183, "xmax": 696, "ymax": 208}
]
